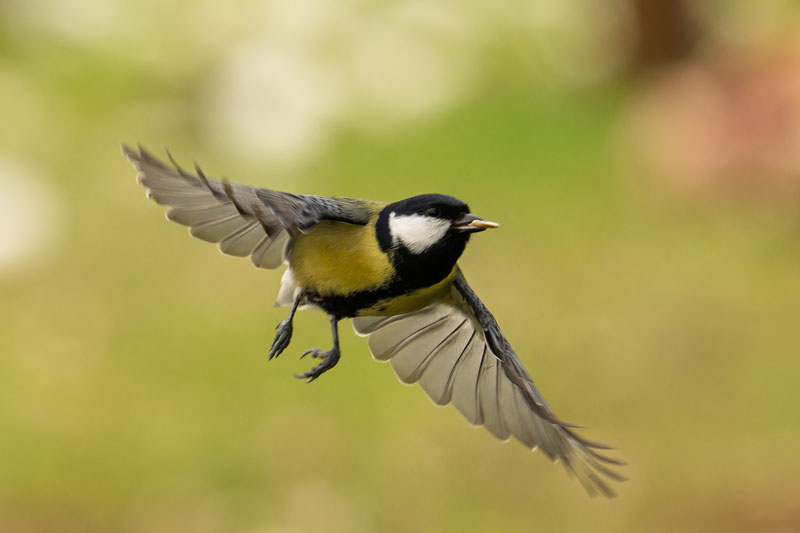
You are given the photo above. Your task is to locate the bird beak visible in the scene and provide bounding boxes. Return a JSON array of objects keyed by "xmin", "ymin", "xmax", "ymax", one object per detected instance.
[{"xmin": 451, "ymin": 213, "xmax": 500, "ymax": 232}]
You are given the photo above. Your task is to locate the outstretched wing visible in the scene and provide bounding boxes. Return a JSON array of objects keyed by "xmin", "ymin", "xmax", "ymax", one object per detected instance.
[
  {"xmin": 124, "ymin": 145, "xmax": 372, "ymax": 269},
  {"xmin": 353, "ymin": 269, "xmax": 625, "ymax": 497}
]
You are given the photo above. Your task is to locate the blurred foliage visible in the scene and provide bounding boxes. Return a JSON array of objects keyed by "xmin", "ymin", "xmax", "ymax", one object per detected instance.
[{"xmin": 1, "ymin": 1, "xmax": 800, "ymax": 532}]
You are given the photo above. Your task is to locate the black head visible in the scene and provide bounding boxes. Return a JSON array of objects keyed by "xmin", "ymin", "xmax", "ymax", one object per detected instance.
[
  {"xmin": 375, "ymin": 194, "xmax": 498, "ymax": 288},
  {"xmin": 387, "ymin": 194, "xmax": 470, "ymax": 222}
]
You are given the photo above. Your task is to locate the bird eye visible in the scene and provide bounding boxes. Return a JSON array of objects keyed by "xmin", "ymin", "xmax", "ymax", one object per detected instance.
[{"xmin": 426, "ymin": 207, "xmax": 440, "ymax": 217}]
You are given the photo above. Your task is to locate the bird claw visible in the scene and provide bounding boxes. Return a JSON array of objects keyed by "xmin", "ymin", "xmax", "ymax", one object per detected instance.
[
  {"xmin": 268, "ymin": 319, "xmax": 293, "ymax": 360},
  {"xmin": 299, "ymin": 348, "xmax": 325, "ymax": 360},
  {"xmin": 295, "ymin": 347, "xmax": 340, "ymax": 382}
]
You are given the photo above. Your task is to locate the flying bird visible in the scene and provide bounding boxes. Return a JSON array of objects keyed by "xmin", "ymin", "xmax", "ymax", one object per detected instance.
[{"xmin": 124, "ymin": 145, "xmax": 624, "ymax": 496}]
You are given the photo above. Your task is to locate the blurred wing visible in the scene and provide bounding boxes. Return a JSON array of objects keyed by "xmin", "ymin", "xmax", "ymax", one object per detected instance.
[
  {"xmin": 353, "ymin": 270, "xmax": 625, "ymax": 497},
  {"xmin": 124, "ymin": 145, "xmax": 372, "ymax": 269}
]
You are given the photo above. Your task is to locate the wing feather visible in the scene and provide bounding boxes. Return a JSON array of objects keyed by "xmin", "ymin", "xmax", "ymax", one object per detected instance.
[
  {"xmin": 477, "ymin": 353, "xmax": 509, "ymax": 440},
  {"xmin": 498, "ymin": 368, "xmax": 527, "ymax": 445},
  {"xmin": 250, "ymin": 231, "xmax": 290, "ymax": 270},
  {"xmin": 365, "ymin": 307, "xmax": 451, "ymax": 361},
  {"xmin": 166, "ymin": 203, "xmax": 241, "ymax": 226},
  {"xmin": 448, "ymin": 332, "xmax": 485, "ymax": 425},
  {"xmin": 124, "ymin": 144, "xmax": 372, "ymax": 269},
  {"xmin": 189, "ymin": 212, "xmax": 250, "ymax": 243},
  {"xmin": 417, "ymin": 320, "xmax": 473, "ymax": 405},
  {"xmin": 390, "ymin": 315, "xmax": 465, "ymax": 384},
  {"xmin": 218, "ymin": 221, "xmax": 263, "ymax": 257},
  {"xmin": 352, "ymin": 273, "xmax": 624, "ymax": 497}
]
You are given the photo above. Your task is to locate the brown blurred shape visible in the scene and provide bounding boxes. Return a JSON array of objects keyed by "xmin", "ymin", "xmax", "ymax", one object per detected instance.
[{"xmin": 628, "ymin": 0, "xmax": 697, "ymax": 72}]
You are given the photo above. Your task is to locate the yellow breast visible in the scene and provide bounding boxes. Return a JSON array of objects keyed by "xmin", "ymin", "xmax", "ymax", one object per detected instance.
[{"xmin": 289, "ymin": 220, "xmax": 393, "ymax": 296}]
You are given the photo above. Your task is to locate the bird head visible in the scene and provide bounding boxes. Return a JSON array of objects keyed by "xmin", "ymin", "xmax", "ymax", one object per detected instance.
[{"xmin": 376, "ymin": 194, "xmax": 498, "ymax": 277}]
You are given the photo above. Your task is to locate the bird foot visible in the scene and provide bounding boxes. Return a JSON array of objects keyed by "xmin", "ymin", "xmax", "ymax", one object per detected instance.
[
  {"xmin": 268, "ymin": 319, "xmax": 293, "ymax": 360},
  {"xmin": 295, "ymin": 347, "xmax": 340, "ymax": 382}
]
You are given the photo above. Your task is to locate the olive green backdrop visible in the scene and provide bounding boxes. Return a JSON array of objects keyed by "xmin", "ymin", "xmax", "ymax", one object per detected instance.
[{"xmin": 1, "ymin": 1, "xmax": 799, "ymax": 531}]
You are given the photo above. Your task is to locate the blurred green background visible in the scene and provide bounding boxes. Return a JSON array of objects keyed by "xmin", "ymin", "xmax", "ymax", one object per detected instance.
[{"xmin": 2, "ymin": 1, "xmax": 800, "ymax": 531}]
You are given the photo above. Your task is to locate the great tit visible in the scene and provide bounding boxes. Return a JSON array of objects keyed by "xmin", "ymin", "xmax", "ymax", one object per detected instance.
[{"xmin": 124, "ymin": 145, "xmax": 624, "ymax": 496}]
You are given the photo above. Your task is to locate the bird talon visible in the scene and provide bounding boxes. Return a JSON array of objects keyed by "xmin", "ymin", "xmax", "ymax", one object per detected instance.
[
  {"xmin": 268, "ymin": 319, "xmax": 293, "ymax": 360},
  {"xmin": 295, "ymin": 347, "xmax": 340, "ymax": 382}
]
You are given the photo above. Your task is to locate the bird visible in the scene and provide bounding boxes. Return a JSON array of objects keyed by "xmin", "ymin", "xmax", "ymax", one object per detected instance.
[{"xmin": 123, "ymin": 144, "xmax": 625, "ymax": 496}]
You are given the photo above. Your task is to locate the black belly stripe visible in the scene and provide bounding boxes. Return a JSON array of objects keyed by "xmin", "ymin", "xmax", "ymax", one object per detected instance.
[{"xmin": 305, "ymin": 284, "xmax": 398, "ymax": 318}]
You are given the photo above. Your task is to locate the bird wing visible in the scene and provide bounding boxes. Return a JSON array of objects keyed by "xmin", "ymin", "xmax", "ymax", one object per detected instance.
[
  {"xmin": 124, "ymin": 145, "xmax": 373, "ymax": 269},
  {"xmin": 352, "ymin": 269, "xmax": 624, "ymax": 497}
]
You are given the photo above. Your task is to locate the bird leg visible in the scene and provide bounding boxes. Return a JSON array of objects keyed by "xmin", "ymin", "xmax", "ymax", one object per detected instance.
[
  {"xmin": 295, "ymin": 315, "xmax": 341, "ymax": 383},
  {"xmin": 268, "ymin": 292, "xmax": 303, "ymax": 360}
]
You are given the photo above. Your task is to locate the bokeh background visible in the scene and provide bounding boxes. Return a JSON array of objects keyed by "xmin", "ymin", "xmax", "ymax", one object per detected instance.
[{"xmin": 2, "ymin": 1, "xmax": 800, "ymax": 531}]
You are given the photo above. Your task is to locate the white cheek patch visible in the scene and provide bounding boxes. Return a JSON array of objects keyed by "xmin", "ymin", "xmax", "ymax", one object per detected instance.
[{"xmin": 389, "ymin": 212, "xmax": 451, "ymax": 254}]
